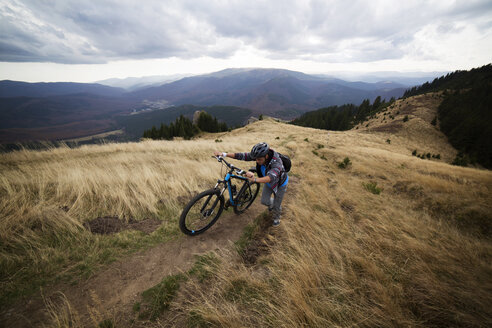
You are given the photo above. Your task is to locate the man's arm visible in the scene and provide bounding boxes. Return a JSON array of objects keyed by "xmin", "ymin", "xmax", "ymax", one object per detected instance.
[
  {"xmin": 213, "ymin": 151, "xmax": 235, "ymax": 159},
  {"xmin": 214, "ymin": 151, "xmax": 254, "ymax": 161},
  {"xmin": 252, "ymin": 175, "xmax": 271, "ymax": 183}
]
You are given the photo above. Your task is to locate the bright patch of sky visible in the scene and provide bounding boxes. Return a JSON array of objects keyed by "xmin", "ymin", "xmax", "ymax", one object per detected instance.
[{"xmin": 0, "ymin": 0, "xmax": 491, "ymax": 82}]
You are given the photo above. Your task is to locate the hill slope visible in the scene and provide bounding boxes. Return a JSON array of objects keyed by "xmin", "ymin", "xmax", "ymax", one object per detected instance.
[
  {"xmin": 0, "ymin": 114, "xmax": 490, "ymax": 327},
  {"xmin": 352, "ymin": 92, "xmax": 457, "ymax": 163}
]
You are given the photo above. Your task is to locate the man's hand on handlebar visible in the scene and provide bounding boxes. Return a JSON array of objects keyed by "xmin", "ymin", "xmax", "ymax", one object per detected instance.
[{"xmin": 245, "ymin": 171, "xmax": 256, "ymax": 183}]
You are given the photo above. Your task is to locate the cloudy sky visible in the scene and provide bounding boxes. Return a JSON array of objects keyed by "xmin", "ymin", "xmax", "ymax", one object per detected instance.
[{"xmin": 1, "ymin": 0, "xmax": 491, "ymax": 82}]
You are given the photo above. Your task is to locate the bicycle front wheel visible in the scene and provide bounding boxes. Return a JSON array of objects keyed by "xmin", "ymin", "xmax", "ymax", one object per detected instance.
[
  {"xmin": 179, "ymin": 188, "xmax": 224, "ymax": 235},
  {"xmin": 233, "ymin": 182, "xmax": 260, "ymax": 214}
]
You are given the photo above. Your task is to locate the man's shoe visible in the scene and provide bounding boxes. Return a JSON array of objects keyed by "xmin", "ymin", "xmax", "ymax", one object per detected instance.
[{"xmin": 272, "ymin": 218, "xmax": 280, "ymax": 226}]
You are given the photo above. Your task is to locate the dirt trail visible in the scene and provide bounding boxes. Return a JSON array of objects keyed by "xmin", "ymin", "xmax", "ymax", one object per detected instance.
[{"xmin": 2, "ymin": 202, "xmax": 265, "ymax": 328}]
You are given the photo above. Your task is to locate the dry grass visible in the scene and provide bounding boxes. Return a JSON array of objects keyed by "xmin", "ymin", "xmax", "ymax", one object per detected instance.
[
  {"xmin": 0, "ymin": 119, "xmax": 292, "ymax": 308},
  {"xmin": 1, "ymin": 110, "xmax": 492, "ymax": 327},
  {"xmin": 175, "ymin": 118, "xmax": 492, "ymax": 327}
]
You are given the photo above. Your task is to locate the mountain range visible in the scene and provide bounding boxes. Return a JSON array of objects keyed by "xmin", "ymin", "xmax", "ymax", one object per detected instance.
[
  {"xmin": 127, "ymin": 68, "xmax": 407, "ymax": 118},
  {"xmin": 0, "ymin": 68, "xmax": 431, "ymax": 143},
  {"xmin": 96, "ymin": 74, "xmax": 191, "ymax": 91}
]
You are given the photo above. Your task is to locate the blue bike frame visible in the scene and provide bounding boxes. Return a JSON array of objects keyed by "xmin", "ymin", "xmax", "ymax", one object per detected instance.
[{"xmin": 220, "ymin": 172, "xmax": 249, "ymax": 206}]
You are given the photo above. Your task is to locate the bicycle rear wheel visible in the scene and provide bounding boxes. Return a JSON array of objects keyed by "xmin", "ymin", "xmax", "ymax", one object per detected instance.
[
  {"xmin": 179, "ymin": 188, "xmax": 224, "ymax": 235},
  {"xmin": 233, "ymin": 182, "xmax": 260, "ymax": 214}
]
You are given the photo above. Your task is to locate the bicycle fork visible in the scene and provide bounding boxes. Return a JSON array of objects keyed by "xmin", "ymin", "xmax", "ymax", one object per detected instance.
[{"xmin": 200, "ymin": 188, "xmax": 222, "ymax": 217}]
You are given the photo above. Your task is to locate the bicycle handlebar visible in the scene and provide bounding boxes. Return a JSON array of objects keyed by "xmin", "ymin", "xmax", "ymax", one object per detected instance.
[{"xmin": 212, "ymin": 155, "xmax": 246, "ymax": 175}]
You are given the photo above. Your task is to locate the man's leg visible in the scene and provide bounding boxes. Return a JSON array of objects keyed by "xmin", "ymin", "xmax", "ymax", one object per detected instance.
[
  {"xmin": 272, "ymin": 184, "xmax": 287, "ymax": 225},
  {"xmin": 261, "ymin": 184, "xmax": 274, "ymax": 210}
]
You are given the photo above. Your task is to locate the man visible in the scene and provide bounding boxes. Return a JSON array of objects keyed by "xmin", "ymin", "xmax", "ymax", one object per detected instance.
[{"xmin": 214, "ymin": 142, "xmax": 288, "ymax": 226}]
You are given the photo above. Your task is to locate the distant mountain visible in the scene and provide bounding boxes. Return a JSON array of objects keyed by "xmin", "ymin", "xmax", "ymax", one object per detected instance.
[
  {"xmin": 96, "ymin": 74, "xmax": 191, "ymax": 91},
  {"xmin": 128, "ymin": 68, "xmax": 407, "ymax": 119},
  {"xmin": 316, "ymin": 71, "xmax": 448, "ymax": 86},
  {"xmin": 0, "ymin": 80, "xmax": 125, "ymax": 98},
  {"xmin": 0, "ymin": 94, "xmax": 135, "ymax": 130},
  {"xmin": 0, "ymin": 94, "xmax": 139, "ymax": 143}
]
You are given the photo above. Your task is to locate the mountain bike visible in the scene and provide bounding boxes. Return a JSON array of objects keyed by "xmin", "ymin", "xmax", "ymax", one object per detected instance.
[{"xmin": 179, "ymin": 155, "xmax": 260, "ymax": 236}]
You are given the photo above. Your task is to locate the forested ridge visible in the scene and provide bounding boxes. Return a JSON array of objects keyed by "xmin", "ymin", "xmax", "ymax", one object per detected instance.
[
  {"xmin": 403, "ymin": 64, "xmax": 492, "ymax": 97},
  {"xmin": 409, "ymin": 63, "xmax": 492, "ymax": 168},
  {"xmin": 142, "ymin": 111, "xmax": 228, "ymax": 140},
  {"xmin": 290, "ymin": 96, "xmax": 395, "ymax": 130},
  {"xmin": 438, "ymin": 83, "xmax": 492, "ymax": 168}
]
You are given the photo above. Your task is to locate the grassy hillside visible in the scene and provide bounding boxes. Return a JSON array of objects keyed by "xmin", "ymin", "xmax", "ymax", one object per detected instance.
[{"xmin": 1, "ymin": 105, "xmax": 491, "ymax": 326}]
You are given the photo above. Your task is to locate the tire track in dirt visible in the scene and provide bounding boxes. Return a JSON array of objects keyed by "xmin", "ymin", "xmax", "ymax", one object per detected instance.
[{"xmin": 2, "ymin": 202, "xmax": 265, "ymax": 328}]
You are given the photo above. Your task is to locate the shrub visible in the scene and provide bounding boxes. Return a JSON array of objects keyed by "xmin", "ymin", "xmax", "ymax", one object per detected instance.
[
  {"xmin": 412, "ymin": 150, "xmax": 417, "ymax": 156},
  {"xmin": 363, "ymin": 182, "xmax": 382, "ymax": 195},
  {"xmin": 338, "ymin": 157, "xmax": 351, "ymax": 169},
  {"xmin": 386, "ymin": 139, "xmax": 391, "ymax": 144},
  {"xmin": 452, "ymin": 152, "xmax": 470, "ymax": 167},
  {"xmin": 403, "ymin": 115, "xmax": 409, "ymax": 122},
  {"xmin": 431, "ymin": 116, "xmax": 437, "ymax": 126}
]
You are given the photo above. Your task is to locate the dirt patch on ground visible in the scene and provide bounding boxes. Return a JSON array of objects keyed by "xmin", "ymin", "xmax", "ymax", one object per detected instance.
[
  {"xmin": 84, "ymin": 216, "xmax": 161, "ymax": 235},
  {"xmin": 240, "ymin": 177, "xmax": 299, "ymax": 266},
  {"xmin": 3, "ymin": 202, "xmax": 265, "ymax": 328},
  {"xmin": 240, "ymin": 212, "xmax": 278, "ymax": 265}
]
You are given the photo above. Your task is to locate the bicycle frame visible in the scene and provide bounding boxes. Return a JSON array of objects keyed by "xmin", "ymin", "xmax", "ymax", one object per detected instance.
[
  {"xmin": 212, "ymin": 156, "xmax": 250, "ymax": 206},
  {"xmin": 217, "ymin": 172, "xmax": 248, "ymax": 206}
]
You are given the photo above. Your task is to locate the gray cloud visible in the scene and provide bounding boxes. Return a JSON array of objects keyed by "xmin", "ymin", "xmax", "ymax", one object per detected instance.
[{"xmin": 0, "ymin": 0, "xmax": 491, "ymax": 64}]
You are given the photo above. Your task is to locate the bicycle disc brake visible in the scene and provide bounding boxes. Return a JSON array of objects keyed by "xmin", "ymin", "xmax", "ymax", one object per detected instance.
[{"xmin": 202, "ymin": 208, "xmax": 215, "ymax": 217}]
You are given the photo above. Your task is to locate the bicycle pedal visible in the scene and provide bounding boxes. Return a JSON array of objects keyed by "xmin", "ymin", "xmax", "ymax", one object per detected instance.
[{"xmin": 224, "ymin": 202, "xmax": 231, "ymax": 210}]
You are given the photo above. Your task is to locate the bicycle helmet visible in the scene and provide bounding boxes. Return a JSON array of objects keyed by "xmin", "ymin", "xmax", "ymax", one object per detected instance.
[{"xmin": 250, "ymin": 142, "xmax": 269, "ymax": 159}]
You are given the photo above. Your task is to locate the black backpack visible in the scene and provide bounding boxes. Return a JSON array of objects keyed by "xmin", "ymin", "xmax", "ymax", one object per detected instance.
[
  {"xmin": 279, "ymin": 153, "xmax": 291, "ymax": 172},
  {"xmin": 256, "ymin": 151, "xmax": 292, "ymax": 177}
]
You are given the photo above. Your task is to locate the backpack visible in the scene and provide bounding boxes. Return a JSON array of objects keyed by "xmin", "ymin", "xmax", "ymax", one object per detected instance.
[
  {"xmin": 279, "ymin": 153, "xmax": 291, "ymax": 172},
  {"xmin": 256, "ymin": 151, "xmax": 292, "ymax": 177}
]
